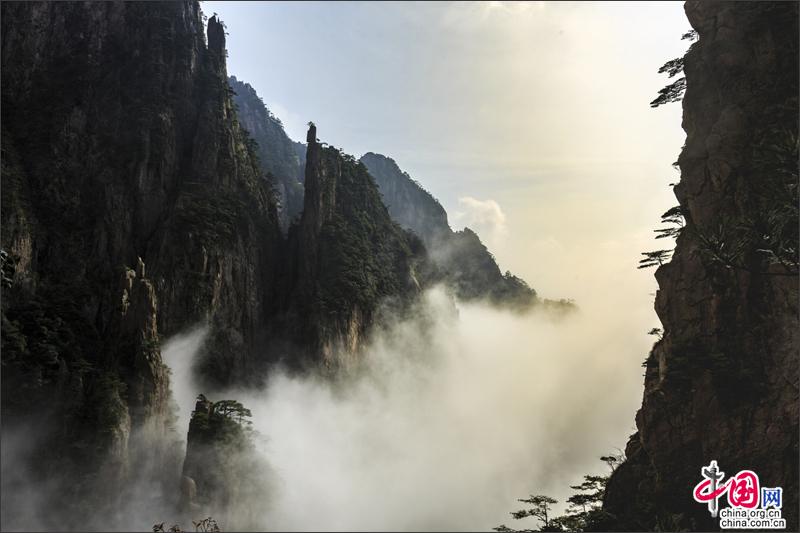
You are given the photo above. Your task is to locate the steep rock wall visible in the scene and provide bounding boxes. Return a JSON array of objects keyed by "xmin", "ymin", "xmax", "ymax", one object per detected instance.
[
  {"xmin": 277, "ymin": 128, "xmax": 427, "ymax": 368},
  {"xmin": 229, "ymin": 75, "xmax": 304, "ymax": 230},
  {"xmin": 359, "ymin": 152, "xmax": 450, "ymax": 244},
  {"xmin": 1, "ymin": 1, "xmax": 280, "ymax": 526},
  {"xmin": 602, "ymin": 2, "xmax": 798, "ymax": 530}
]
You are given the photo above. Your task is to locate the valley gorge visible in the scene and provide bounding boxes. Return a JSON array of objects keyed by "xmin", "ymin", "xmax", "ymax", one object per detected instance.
[{"xmin": 1, "ymin": 1, "xmax": 797, "ymax": 532}]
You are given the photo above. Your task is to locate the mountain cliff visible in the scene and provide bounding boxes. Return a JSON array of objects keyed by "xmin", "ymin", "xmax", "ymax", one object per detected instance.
[
  {"xmin": 1, "ymin": 3, "xmax": 438, "ymax": 525},
  {"xmin": 601, "ymin": 2, "xmax": 799, "ymax": 530},
  {"xmin": 360, "ymin": 152, "xmax": 541, "ymax": 309},
  {"xmin": 359, "ymin": 152, "xmax": 450, "ymax": 244},
  {"xmin": 229, "ymin": 75, "xmax": 304, "ymax": 229},
  {"xmin": 1, "ymin": 2, "xmax": 284, "ymax": 527},
  {"xmin": 275, "ymin": 126, "xmax": 427, "ymax": 368}
]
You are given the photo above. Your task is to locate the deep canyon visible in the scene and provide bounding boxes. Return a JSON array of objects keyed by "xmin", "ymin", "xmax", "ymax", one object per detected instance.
[{"xmin": 1, "ymin": 1, "xmax": 797, "ymax": 531}]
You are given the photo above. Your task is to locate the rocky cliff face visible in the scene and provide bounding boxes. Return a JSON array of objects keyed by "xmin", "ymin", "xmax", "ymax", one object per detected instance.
[
  {"xmin": 359, "ymin": 152, "xmax": 450, "ymax": 244},
  {"xmin": 1, "ymin": 3, "xmax": 436, "ymax": 523},
  {"xmin": 1, "ymin": 1, "xmax": 280, "ymax": 527},
  {"xmin": 602, "ymin": 2, "xmax": 798, "ymax": 530},
  {"xmin": 360, "ymin": 152, "xmax": 540, "ymax": 309},
  {"xmin": 276, "ymin": 130, "xmax": 427, "ymax": 368},
  {"xmin": 229, "ymin": 76, "xmax": 304, "ymax": 230}
]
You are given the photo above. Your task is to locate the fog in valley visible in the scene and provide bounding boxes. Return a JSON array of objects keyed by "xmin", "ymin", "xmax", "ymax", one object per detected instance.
[
  {"xmin": 1, "ymin": 2, "xmax": 690, "ymax": 531},
  {"xmin": 159, "ymin": 280, "xmax": 655, "ymax": 531}
]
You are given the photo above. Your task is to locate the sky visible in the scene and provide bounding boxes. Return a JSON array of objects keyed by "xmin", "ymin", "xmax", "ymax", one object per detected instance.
[
  {"xmin": 193, "ymin": 1, "xmax": 690, "ymax": 526},
  {"xmin": 204, "ymin": 0, "xmax": 688, "ymax": 304}
]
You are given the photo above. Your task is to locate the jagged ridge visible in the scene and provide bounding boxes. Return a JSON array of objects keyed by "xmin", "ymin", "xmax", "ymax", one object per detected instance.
[
  {"xmin": 360, "ymin": 152, "xmax": 540, "ymax": 309},
  {"xmin": 229, "ymin": 75, "xmax": 304, "ymax": 229}
]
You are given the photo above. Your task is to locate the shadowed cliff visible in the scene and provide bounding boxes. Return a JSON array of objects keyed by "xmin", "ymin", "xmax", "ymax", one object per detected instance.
[
  {"xmin": 600, "ymin": 2, "xmax": 799, "ymax": 530},
  {"xmin": 1, "ymin": 2, "xmax": 284, "ymax": 527},
  {"xmin": 0, "ymin": 1, "xmax": 423, "ymax": 527},
  {"xmin": 229, "ymin": 75, "xmax": 304, "ymax": 230}
]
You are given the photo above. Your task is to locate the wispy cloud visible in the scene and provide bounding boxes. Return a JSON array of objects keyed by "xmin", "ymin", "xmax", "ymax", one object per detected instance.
[{"xmin": 452, "ymin": 196, "xmax": 508, "ymax": 244}]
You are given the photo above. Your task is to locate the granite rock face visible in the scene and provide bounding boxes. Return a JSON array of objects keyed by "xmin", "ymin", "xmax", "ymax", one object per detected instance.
[
  {"xmin": 229, "ymin": 75, "xmax": 304, "ymax": 230},
  {"xmin": 276, "ymin": 130, "xmax": 427, "ymax": 368},
  {"xmin": 1, "ymin": 1, "xmax": 280, "ymax": 526},
  {"xmin": 602, "ymin": 3, "xmax": 799, "ymax": 530},
  {"xmin": 1, "ymin": 4, "xmax": 430, "ymax": 524},
  {"xmin": 359, "ymin": 152, "xmax": 451, "ymax": 245},
  {"xmin": 1, "ymin": 1, "xmax": 283, "ymax": 383}
]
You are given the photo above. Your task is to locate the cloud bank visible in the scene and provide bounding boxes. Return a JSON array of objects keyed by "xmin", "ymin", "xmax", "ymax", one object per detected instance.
[
  {"xmin": 177, "ymin": 285, "xmax": 649, "ymax": 531},
  {"xmin": 2, "ymin": 283, "xmax": 650, "ymax": 532}
]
